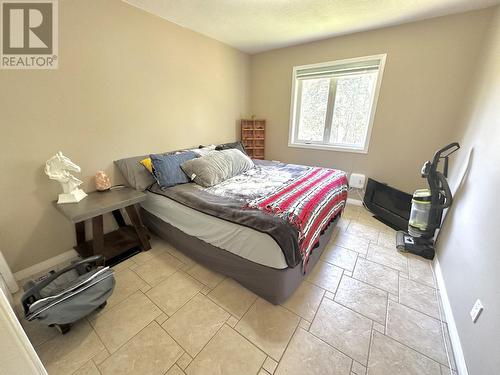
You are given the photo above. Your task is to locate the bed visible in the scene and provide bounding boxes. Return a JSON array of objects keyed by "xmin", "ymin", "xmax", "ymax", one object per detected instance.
[{"xmin": 116, "ymin": 155, "xmax": 348, "ymax": 304}]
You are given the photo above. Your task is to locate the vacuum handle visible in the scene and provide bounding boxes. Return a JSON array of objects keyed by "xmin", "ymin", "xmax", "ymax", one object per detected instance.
[
  {"xmin": 436, "ymin": 172, "xmax": 453, "ymax": 209},
  {"xmin": 431, "ymin": 142, "xmax": 460, "ymax": 168}
]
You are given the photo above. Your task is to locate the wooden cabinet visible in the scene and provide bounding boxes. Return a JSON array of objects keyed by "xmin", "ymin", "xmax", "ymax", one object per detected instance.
[{"xmin": 241, "ymin": 119, "xmax": 265, "ymax": 159}]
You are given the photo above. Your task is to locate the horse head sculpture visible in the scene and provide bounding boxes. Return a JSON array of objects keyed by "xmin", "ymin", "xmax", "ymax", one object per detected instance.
[{"xmin": 45, "ymin": 151, "xmax": 87, "ymax": 203}]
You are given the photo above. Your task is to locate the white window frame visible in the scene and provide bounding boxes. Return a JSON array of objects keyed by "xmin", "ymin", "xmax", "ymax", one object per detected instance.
[{"xmin": 288, "ymin": 54, "xmax": 387, "ymax": 154}]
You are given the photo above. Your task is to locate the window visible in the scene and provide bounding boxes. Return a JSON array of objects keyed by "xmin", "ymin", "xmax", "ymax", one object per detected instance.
[{"xmin": 289, "ymin": 54, "xmax": 386, "ymax": 153}]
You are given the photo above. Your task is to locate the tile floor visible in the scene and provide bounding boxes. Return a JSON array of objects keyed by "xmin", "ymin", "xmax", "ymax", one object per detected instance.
[{"xmin": 13, "ymin": 204, "xmax": 458, "ymax": 375}]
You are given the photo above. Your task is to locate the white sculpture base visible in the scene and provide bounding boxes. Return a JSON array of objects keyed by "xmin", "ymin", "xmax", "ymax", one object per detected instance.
[{"xmin": 57, "ymin": 189, "xmax": 87, "ymax": 204}]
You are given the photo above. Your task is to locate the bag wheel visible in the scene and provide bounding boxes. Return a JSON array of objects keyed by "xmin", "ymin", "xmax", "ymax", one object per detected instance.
[
  {"xmin": 55, "ymin": 324, "xmax": 71, "ymax": 334},
  {"xmin": 99, "ymin": 301, "xmax": 107, "ymax": 309}
]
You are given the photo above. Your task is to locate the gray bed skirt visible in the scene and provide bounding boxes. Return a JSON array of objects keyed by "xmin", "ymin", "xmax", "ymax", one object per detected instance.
[{"xmin": 140, "ymin": 208, "xmax": 340, "ymax": 304}]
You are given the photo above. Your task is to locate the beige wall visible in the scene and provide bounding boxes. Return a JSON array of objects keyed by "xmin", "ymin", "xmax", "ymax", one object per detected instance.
[
  {"xmin": 0, "ymin": 0, "xmax": 250, "ymax": 272},
  {"xmin": 250, "ymin": 9, "xmax": 493, "ymax": 193},
  {"xmin": 436, "ymin": 6, "xmax": 500, "ymax": 374}
]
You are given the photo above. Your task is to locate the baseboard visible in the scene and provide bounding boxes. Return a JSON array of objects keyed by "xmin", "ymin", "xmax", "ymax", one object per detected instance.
[
  {"xmin": 13, "ymin": 249, "xmax": 79, "ymax": 282},
  {"xmin": 346, "ymin": 198, "xmax": 363, "ymax": 206},
  {"xmin": 434, "ymin": 257, "xmax": 469, "ymax": 375}
]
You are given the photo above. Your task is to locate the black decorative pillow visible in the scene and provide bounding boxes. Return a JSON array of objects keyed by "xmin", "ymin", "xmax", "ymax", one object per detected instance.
[{"xmin": 215, "ymin": 141, "xmax": 247, "ymax": 155}]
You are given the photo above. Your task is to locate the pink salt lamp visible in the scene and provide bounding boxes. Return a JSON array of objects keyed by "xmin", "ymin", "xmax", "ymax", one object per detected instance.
[{"xmin": 95, "ymin": 171, "xmax": 111, "ymax": 191}]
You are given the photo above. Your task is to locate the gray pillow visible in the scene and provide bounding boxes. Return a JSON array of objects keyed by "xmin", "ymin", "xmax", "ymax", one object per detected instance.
[
  {"xmin": 181, "ymin": 149, "xmax": 254, "ymax": 187},
  {"xmin": 114, "ymin": 147, "xmax": 189, "ymax": 191},
  {"xmin": 114, "ymin": 154, "xmax": 155, "ymax": 191},
  {"xmin": 151, "ymin": 151, "xmax": 198, "ymax": 188}
]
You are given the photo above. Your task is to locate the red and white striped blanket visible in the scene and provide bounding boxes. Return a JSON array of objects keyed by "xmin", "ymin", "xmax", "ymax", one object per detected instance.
[{"xmin": 247, "ymin": 167, "xmax": 348, "ymax": 268}]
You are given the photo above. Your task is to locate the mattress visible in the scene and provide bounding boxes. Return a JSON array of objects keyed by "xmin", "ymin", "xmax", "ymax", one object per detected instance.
[{"xmin": 141, "ymin": 191, "xmax": 289, "ymax": 269}]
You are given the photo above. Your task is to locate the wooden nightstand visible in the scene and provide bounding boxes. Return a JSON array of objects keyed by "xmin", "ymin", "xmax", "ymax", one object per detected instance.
[{"xmin": 55, "ymin": 187, "xmax": 151, "ymax": 265}]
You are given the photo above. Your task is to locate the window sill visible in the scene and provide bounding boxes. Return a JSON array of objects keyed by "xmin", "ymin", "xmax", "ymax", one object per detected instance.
[{"xmin": 288, "ymin": 142, "xmax": 369, "ymax": 154}]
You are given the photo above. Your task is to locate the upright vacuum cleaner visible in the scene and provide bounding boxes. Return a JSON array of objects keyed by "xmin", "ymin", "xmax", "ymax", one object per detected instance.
[{"xmin": 396, "ymin": 142, "xmax": 460, "ymax": 259}]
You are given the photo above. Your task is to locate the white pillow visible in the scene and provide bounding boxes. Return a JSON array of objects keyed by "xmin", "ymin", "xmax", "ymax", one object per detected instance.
[{"xmin": 190, "ymin": 145, "xmax": 216, "ymax": 157}]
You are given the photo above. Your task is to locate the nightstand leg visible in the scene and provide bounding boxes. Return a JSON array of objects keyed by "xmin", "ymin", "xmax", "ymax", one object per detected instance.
[
  {"xmin": 75, "ymin": 221, "xmax": 85, "ymax": 245},
  {"xmin": 125, "ymin": 205, "xmax": 151, "ymax": 251},
  {"xmin": 92, "ymin": 215, "xmax": 104, "ymax": 255},
  {"xmin": 112, "ymin": 209, "xmax": 126, "ymax": 227}
]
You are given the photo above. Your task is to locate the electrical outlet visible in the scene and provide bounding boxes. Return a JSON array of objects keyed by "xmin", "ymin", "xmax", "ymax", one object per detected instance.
[
  {"xmin": 470, "ymin": 299, "xmax": 483, "ymax": 323},
  {"xmin": 349, "ymin": 173, "xmax": 366, "ymax": 189}
]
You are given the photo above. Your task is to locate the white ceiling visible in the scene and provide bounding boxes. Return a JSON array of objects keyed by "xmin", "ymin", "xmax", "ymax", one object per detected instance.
[{"xmin": 124, "ymin": 0, "xmax": 499, "ymax": 54}]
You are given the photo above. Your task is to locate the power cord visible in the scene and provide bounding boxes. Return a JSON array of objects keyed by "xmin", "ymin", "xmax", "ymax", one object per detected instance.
[{"xmin": 109, "ymin": 185, "xmax": 127, "ymax": 190}]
